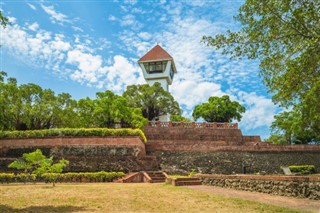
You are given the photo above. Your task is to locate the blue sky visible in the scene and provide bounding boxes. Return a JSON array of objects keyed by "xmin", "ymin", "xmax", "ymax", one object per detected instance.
[{"xmin": 1, "ymin": 0, "xmax": 280, "ymax": 139}]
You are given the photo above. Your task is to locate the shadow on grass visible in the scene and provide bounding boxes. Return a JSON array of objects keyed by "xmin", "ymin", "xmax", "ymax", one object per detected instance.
[{"xmin": 0, "ymin": 204, "xmax": 88, "ymax": 213}]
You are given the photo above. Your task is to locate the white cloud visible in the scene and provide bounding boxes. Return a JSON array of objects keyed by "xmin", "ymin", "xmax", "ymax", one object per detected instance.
[
  {"xmin": 28, "ymin": 22, "xmax": 39, "ymax": 31},
  {"xmin": 124, "ymin": 0, "xmax": 137, "ymax": 5},
  {"xmin": 237, "ymin": 92, "xmax": 277, "ymax": 130},
  {"xmin": 41, "ymin": 4, "xmax": 70, "ymax": 24},
  {"xmin": 67, "ymin": 50, "xmax": 102, "ymax": 74},
  {"xmin": 120, "ymin": 14, "xmax": 143, "ymax": 29},
  {"xmin": 108, "ymin": 15, "xmax": 117, "ymax": 21},
  {"xmin": 1, "ymin": 21, "xmax": 72, "ymax": 74},
  {"xmin": 138, "ymin": 32, "xmax": 152, "ymax": 40},
  {"xmin": 171, "ymin": 80, "xmax": 224, "ymax": 111},
  {"xmin": 72, "ymin": 26, "xmax": 84, "ymax": 32},
  {"xmin": 27, "ymin": 3, "xmax": 37, "ymax": 10}
]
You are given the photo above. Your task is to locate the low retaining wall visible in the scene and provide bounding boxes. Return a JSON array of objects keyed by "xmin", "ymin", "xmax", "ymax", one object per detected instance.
[
  {"xmin": 197, "ymin": 174, "xmax": 320, "ymax": 200},
  {"xmin": 0, "ymin": 136, "xmax": 159, "ymax": 172}
]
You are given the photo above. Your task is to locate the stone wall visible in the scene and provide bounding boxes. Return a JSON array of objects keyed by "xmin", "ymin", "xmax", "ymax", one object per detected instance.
[
  {"xmin": 145, "ymin": 126, "xmax": 320, "ymax": 175},
  {"xmin": 0, "ymin": 137, "xmax": 159, "ymax": 172},
  {"xmin": 197, "ymin": 174, "xmax": 320, "ymax": 199},
  {"xmin": 150, "ymin": 151, "xmax": 320, "ymax": 174}
]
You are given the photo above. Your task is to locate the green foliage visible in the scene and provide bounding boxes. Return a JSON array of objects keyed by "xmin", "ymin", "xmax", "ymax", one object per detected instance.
[
  {"xmin": 0, "ymin": 11, "xmax": 9, "ymax": 28},
  {"xmin": 0, "ymin": 171, "xmax": 125, "ymax": 184},
  {"xmin": 202, "ymin": 0, "xmax": 320, "ymax": 143},
  {"xmin": 0, "ymin": 128, "xmax": 147, "ymax": 143},
  {"xmin": 8, "ymin": 149, "xmax": 69, "ymax": 186},
  {"xmin": 268, "ymin": 105, "xmax": 319, "ymax": 144},
  {"xmin": 188, "ymin": 169, "xmax": 197, "ymax": 177},
  {"xmin": 0, "ymin": 73, "xmax": 147, "ymax": 130},
  {"xmin": 8, "ymin": 149, "xmax": 46, "ymax": 173},
  {"xmin": 16, "ymin": 173, "xmax": 37, "ymax": 184},
  {"xmin": 170, "ymin": 114, "xmax": 192, "ymax": 122},
  {"xmin": 288, "ymin": 165, "xmax": 315, "ymax": 174},
  {"xmin": 41, "ymin": 171, "xmax": 125, "ymax": 183},
  {"xmin": 192, "ymin": 95, "xmax": 245, "ymax": 122},
  {"xmin": 123, "ymin": 83, "xmax": 182, "ymax": 121},
  {"xmin": 91, "ymin": 90, "xmax": 147, "ymax": 129},
  {"xmin": 0, "ymin": 173, "xmax": 15, "ymax": 184}
]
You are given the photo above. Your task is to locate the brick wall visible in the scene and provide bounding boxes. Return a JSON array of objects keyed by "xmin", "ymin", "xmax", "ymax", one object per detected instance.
[
  {"xmin": 197, "ymin": 174, "xmax": 320, "ymax": 199},
  {"xmin": 144, "ymin": 126, "xmax": 320, "ymax": 174},
  {"xmin": 0, "ymin": 136, "xmax": 159, "ymax": 172}
]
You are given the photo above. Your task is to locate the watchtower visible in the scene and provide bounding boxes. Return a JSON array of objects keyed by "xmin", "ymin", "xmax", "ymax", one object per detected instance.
[{"xmin": 138, "ymin": 44, "xmax": 177, "ymax": 92}]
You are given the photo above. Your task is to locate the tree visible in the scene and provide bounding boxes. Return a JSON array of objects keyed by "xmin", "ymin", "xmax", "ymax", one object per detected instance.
[
  {"xmin": 0, "ymin": 11, "xmax": 9, "ymax": 28},
  {"xmin": 8, "ymin": 149, "xmax": 69, "ymax": 186},
  {"xmin": 170, "ymin": 114, "xmax": 192, "ymax": 122},
  {"xmin": 77, "ymin": 90, "xmax": 147, "ymax": 129},
  {"xmin": 123, "ymin": 83, "xmax": 181, "ymax": 121},
  {"xmin": 202, "ymin": 0, "xmax": 320, "ymax": 142},
  {"xmin": 268, "ymin": 105, "xmax": 319, "ymax": 144},
  {"xmin": 192, "ymin": 95, "xmax": 245, "ymax": 123}
]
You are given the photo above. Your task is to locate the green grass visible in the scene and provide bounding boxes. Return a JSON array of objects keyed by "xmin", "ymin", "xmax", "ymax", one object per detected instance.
[{"xmin": 0, "ymin": 183, "xmax": 307, "ymax": 213}]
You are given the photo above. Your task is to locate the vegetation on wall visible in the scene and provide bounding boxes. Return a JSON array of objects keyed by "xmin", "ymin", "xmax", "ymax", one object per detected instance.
[
  {"xmin": 288, "ymin": 165, "xmax": 315, "ymax": 174},
  {"xmin": 202, "ymin": 0, "xmax": 320, "ymax": 144},
  {"xmin": 0, "ymin": 128, "xmax": 147, "ymax": 142}
]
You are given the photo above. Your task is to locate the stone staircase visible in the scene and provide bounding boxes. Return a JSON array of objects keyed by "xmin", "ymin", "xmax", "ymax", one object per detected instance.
[
  {"xmin": 146, "ymin": 171, "xmax": 166, "ymax": 183},
  {"xmin": 116, "ymin": 171, "xmax": 167, "ymax": 183}
]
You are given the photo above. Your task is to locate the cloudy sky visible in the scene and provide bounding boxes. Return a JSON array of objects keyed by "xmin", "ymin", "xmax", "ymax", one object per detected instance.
[{"xmin": 1, "ymin": 0, "xmax": 280, "ymax": 139}]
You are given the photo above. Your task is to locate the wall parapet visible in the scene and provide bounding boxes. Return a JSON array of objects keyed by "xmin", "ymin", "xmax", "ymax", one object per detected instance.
[
  {"xmin": 196, "ymin": 174, "xmax": 320, "ymax": 200},
  {"xmin": 147, "ymin": 121, "xmax": 238, "ymax": 129}
]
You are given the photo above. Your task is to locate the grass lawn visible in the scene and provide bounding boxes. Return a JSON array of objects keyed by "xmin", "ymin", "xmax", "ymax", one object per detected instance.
[{"xmin": 0, "ymin": 183, "xmax": 307, "ymax": 213}]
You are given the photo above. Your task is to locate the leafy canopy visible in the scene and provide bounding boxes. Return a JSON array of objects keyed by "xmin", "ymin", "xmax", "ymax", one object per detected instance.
[
  {"xmin": 123, "ymin": 83, "xmax": 182, "ymax": 121},
  {"xmin": 203, "ymin": 0, "xmax": 320, "ymax": 143},
  {"xmin": 0, "ymin": 72, "xmax": 147, "ymax": 130},
  {"xmin": 0, "ymin": 11, "xmax": 9, "ymax": 28},
  {"xmin": 192, "ymin": 95, "xmax": 245, "ymax": 123}
]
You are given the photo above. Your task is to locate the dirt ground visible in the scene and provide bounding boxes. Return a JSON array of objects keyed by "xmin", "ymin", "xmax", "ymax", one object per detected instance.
[{"xmin": 185, "ymin": 185, "xmax": 320, "ymax": 213}]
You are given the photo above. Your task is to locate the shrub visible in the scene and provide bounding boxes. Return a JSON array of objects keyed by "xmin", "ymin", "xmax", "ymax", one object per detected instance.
[
  {"xmin": 288, "ymin": 165, "xmax": 315, "ymax": 174},
  {"xmin": 0, "ymin": 128, "xmax": 147, "ymax": 143},
  {"xmin": 0, "ymin": 171, "xmax": 125, "ymax": 184},
  {"xmin": 16, "ymin": 173, "xmax": 37, "ymax": 184},
  {"xmin": 41, "ymin": 171, "xmax": 125, "ymax": 183},
  {"xmin": 0, "ymin": 173, "xmax": 15, "ymax": 184}
]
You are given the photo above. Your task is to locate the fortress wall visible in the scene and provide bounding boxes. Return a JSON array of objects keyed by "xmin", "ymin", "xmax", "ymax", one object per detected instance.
[
  {"xmin": 150, "ymin": 151, "xmax": 320, "ymax": 174},
  {"xmin": 1, "ymin": 127, "xmax": 320, "ymax": 174},
  {"xmin": 144, "ymin": 126, "xmax": 320, "ymax": 174},
  {"xmin": 0, "ymin": 137, "xmax": 159, "ymax": 173}
]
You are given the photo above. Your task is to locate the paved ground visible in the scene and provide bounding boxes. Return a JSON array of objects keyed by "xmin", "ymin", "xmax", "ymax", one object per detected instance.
[{"xmin": 185, "ymin": 185, "xmax": 320, "ymax": 213}]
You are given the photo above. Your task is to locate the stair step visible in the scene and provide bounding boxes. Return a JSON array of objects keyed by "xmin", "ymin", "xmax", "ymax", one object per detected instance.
[
  {"xmin": 175, "ymin": 181, "xmax": 202, "ymax": 186},
  {"xmin": 152, "ymin": 179, "xmax": 166, "ymax": 183}
]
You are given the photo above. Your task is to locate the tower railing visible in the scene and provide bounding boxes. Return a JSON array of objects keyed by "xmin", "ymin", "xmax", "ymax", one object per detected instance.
[{"xmin": 147, "ymin": 121, "xmax": 238, "ymax": 129}]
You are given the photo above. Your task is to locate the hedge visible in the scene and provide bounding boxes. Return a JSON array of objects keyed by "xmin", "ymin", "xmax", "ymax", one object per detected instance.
[
  {"xmin": 0, "ymin": 171, "xmax": 125, "ymax": 184},
  {"xmin": 0, "ymin": 128, "xmax": 147, "ymax": 143},
  {"xmin": 288, "ymin": 165, "xmax": 315, "ymax": 174}
]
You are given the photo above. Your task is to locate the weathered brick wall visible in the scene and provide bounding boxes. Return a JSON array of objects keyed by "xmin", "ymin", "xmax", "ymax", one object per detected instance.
[
  {"xmin": 198, "ymin": 174, "xmax": 320, "ymax": 199},
  {"xmin": 0, "ymin": 137, "xmax": 159, "ymax": 172},
  {"xmin": 145, "ymin": 126, "xmax": 320, "ymax": 175},
  {"xmin": 150, "ymin": 151, "xmax": 320, "ymax": 174}
]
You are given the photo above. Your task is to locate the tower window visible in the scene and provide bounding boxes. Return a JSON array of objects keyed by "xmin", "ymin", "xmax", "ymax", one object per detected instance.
[{"xmin": 144, "ymin": 61, "xmax": 167, "ymax": 74}]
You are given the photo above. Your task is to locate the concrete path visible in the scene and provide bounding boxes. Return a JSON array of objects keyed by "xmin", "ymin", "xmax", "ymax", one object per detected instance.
[{"xmin": 185, "ymin": 185, "xmax": 320, "ymax": 213}]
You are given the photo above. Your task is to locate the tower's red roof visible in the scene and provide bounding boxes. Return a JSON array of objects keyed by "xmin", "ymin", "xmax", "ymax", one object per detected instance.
[{"xmin": 138, "ymin": 45, "xmax": 173, "ymax": 62}]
